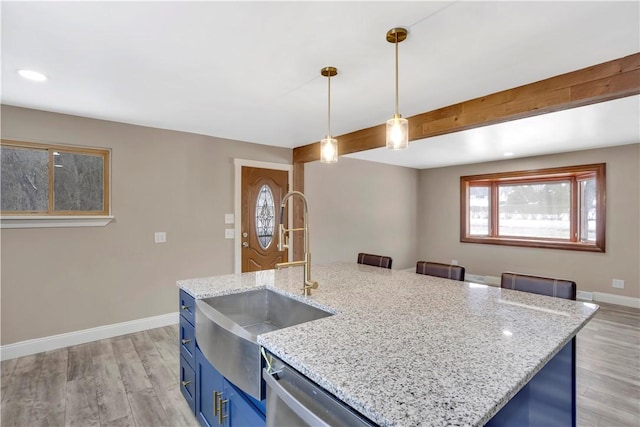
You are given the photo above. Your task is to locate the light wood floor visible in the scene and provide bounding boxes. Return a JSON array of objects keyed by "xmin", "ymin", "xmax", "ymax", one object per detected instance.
[
  {"xmin": 1, "ymin": 325, "xmax": 198, "ymax": 427},
  {"xmin": 1, "ymin": 303, "xmax": 638, "ymax": 427},
  {"xmin": 576, "ymin": 302, "xmax": 640, "ymax": 427}
]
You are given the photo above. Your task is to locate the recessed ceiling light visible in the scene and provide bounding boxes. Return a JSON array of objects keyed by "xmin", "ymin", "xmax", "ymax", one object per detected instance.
[
  {"xmin": 18, "ymin": 69, "xmax": 47, "ymax": 82},
  {"xmin": 503, "ymin": 152, "xmax": 514, "ymax": 157}
]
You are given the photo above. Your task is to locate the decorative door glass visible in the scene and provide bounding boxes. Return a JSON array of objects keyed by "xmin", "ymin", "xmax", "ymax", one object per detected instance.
[{"xmin": 255, "ymin": 184, "xmax": 275, "ymax": 249}]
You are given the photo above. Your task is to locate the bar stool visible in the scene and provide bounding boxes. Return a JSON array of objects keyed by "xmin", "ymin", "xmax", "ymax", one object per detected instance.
[
  {"xmin": 357, "ymin": 253, "xmax": 392, "ymax": 269},
  {"xmin": 500, "ymin": 272, "xmax": 576, "ymax": 300},
  {"xmin": 416, "ymin": 261, "xmax": 465, "ymax": 281}
]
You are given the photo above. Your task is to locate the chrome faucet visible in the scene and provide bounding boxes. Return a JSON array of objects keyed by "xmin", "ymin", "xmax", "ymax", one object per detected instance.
[{"xmin": 275, "ymin": 191, "xmax": 318, "ymax": 296}]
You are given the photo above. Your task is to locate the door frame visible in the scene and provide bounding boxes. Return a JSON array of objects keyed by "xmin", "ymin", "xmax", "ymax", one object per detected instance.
[{"xmin": 234, "ymin": 159, "xmax": 293, "ymax": 274}]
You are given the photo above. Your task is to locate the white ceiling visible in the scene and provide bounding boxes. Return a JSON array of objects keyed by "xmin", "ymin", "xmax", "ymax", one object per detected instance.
[
  {"xmin": 2, "ymin": 1, "xmax": 639, "ymax": 169},
  {"xmin": 348, "ymin": 95, "xmax": 640, "ymax": 168}
]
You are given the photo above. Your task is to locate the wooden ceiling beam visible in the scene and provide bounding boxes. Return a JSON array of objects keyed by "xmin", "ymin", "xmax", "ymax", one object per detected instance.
[{"xmin": 293, "ymin": 52, "xmax": 640, "ymax": 164}]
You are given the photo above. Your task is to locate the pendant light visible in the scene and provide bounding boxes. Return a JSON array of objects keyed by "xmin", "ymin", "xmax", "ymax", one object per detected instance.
[
  {"xmin": 386, "ymin": 27, "xmax": 409, "ymax": 150},
  {"xmin": 320, "ymin": 66, "xmax": 338, "ymax": 164}
]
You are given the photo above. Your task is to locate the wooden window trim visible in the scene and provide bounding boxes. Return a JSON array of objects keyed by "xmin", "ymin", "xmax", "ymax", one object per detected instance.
[
  {"xmin": 1, "ymin": 139, "xmax": 111, "ymax": 217},
  {"xmin": 460, "ymin": 163, "xmax": 606, "ymax": 252}
]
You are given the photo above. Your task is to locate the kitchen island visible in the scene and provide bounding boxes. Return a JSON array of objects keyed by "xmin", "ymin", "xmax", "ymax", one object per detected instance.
[{"xmin": 178, "ymin": 262, "xmax": 598, "ymax": 426}]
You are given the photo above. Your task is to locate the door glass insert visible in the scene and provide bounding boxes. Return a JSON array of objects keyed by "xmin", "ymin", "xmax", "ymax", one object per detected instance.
[{"xmin": 255, "ymin": 184, "xmax": 275, "ymax": 249}]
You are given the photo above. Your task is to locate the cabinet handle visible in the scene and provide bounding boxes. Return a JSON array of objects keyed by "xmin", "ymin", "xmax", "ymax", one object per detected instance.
[
  {"xmin": 181, "ymin": 305, "xmax": 191, "ymax": 311},
  {"xmin": 181, "ymin": 339, "xmax": 191, "ymax": 345},
  {"xmin": 213, "ymin": 391, "xmax": 220, "ymax": 416},
  {"xmin": 181, "ymin": 380, "xmax": 191, "ymax": 387},
  {"xmin": 218, "ymin": 398, "xmax": 228, "ymax": 425}
]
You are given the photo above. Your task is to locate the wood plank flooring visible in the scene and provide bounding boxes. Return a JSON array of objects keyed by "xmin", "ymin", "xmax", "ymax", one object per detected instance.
[
  {"xmin": 1, "ymin": 303, "xmax": 638, "ymax": 426},
  {"xmin": 577, "ymin": 302, "xmax": 640, "ymax": 427},
  {"xmin": 1, "ymin": 325, "xmax": 198, "ymax": 427}
]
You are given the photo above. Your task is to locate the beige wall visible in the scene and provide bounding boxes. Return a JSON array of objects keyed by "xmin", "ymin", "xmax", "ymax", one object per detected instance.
[
  {"xmin": 0, "ymin": 105, "xmax": 291, "ymax": 345},
  {"xmin": 417, "ymin": 144, "xmax": 640, "ymax": 298},
  {"xmin": 2, "ymin": 105, "xmax": 637, "ymax": 346},
  {"xmin": 305, "ymin": 157, "xmax": 419, "ymax": 270}
]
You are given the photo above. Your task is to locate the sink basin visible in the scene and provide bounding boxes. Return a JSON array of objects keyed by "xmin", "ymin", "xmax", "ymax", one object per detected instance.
[{"xmin": 195, "ymin": 289, "xmax": 333, "ymax": 400}]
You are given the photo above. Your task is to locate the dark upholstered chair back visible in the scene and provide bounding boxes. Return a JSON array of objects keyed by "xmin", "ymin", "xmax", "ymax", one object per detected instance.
[
  {"xmin": 357, "ymin": 253, "xmax": 392, "ymax": 269},
  {"xmin": 501, "ymin": 272, "xmax": 576, "ymax": 300},
  {"xmin": 416, "ymin": 261, "xmax": 465, "ymax": 281}
]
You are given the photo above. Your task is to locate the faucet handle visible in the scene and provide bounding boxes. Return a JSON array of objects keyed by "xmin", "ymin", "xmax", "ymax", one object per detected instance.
[{"xmin": 277, "ymin": 224, "xmax": 288, "ymax": 251}]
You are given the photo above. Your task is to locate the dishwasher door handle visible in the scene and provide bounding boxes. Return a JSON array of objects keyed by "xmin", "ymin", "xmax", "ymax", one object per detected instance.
[{"xmin": 263, "ymin": 368, "xmax": 331, "ymax": 427}]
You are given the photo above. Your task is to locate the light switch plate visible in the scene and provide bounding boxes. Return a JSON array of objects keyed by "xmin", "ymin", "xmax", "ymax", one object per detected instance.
[
  {"xmin": 225, "ymin": 213, "xmax": 235, "ymax": 224},
  {"xmin": 225, "ymin": 229, "xmax": 235, "ymax": 239},
  {"xmin": 451, "ymin": 259, "xmax": 459, "ymax": 265},
  {"xmin": 154, "ymin": 231, "xmax": 166, "ymax": 243}
]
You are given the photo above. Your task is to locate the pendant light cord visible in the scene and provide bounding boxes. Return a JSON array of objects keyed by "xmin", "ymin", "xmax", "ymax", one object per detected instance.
[
  {"xmin": 394, "ymin": 32, "xmax": 399, "ymax": 116},
  {"xmin": 327, "ymin": 73, "xmax": 331, "ymax": 136}
]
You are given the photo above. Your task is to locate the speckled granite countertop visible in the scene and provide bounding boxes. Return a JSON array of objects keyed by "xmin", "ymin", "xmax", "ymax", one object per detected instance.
[{"xmin": 178, "ymin": 262, "xmax": 598, "ymax": 427}]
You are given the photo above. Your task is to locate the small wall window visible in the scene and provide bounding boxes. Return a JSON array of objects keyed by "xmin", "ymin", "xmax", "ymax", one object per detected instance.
[
  {"xmin": 1, "ymin": 140, "xmax": 110, "ymax": 216},
  {"xmin": 460, "ymin": 163, "xmax": 605, "ymax": 252}
]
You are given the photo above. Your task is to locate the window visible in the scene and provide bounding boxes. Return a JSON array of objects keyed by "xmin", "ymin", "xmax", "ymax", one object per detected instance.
[
  {"xmin": 460, "ymin": 164, "xmax": 605, "ymax": 252},
  {"xmin": 1, "ymin": 140, "xmax": 110, "ymax": 216}
]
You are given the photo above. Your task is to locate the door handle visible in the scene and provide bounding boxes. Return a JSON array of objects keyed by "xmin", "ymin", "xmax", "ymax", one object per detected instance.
[{"xmin": 242, "ymin": 242, "xmax": 249, "ymax": 248}]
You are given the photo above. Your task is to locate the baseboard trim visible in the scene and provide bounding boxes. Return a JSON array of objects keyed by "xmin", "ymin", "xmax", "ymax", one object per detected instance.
[
  {"xmin": 592, "ymin": 292, "xmax": 640, "ymax": 309},
  {"xmin": 465, "ymin": 273, "xmax": 500, "ymax": 287},
  {"xmin": 467, "ymin": 273, "xmax": 639, "ymax": 308},
  {"xmin": 0, "ymin": 312, "xmax": 179, "ymax": 361},
  {"xmin": 484, "ymin": 275, "xmax": 501, "ymax": 286},
  {"xmin": 577, "ymin": 291, "xmax": 594, "ymax": 301}
]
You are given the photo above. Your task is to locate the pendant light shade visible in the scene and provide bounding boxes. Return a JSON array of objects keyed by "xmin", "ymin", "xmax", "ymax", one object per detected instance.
[
  {"xmin": 386, "ymin": 27, "xmax": 409, "ymax": 150},
  {"xmin": 320, "ymin": 136, "xmax": 338, "ymax": 163},
  {"xmin": 320, "ymin": 66, "xmax": 338, "ymax": 164},
  {"xmin": 386, "ymin": 115, "xmax": 408, "ymax": 150}
]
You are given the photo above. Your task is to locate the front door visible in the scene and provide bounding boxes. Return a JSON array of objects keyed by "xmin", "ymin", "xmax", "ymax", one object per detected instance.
[{"xmin": 241, "ymin": 166, "xmax": 288, "ymax": 272}]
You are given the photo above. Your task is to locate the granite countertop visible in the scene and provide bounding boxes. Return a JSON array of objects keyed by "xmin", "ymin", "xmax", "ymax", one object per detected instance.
[{"xmin": 177, "ymin": 262, "xmax": 598, "ymax": 427}]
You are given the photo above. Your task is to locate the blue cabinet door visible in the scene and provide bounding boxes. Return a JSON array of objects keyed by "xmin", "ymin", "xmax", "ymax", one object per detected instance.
[
  {"xmin": 179, "ymin": 289, "xmax": 196, "ymax": 325},
  {"xmin": 196, "ymin": 347, "xmax": 226, "ymax": 427},
  {"xmin": 180, "ymin": 356, "xmax": 196, "ymax": 414},
  {"xmin": 225, "ymin": 379, "xmax": 266, "ymax": 427},
  {"xmin": 179, "ymin": 290, "xmax": 197, "ymax": 416},
  {"xmin": 180, "ymin": 315, "xmax": 196, "ymax": 368}
]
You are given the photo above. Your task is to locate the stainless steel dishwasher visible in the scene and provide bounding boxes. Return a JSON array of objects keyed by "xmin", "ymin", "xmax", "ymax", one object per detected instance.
[{"xmin": 262, "ymin": 353, "xmax": 375, "ymax": 427}]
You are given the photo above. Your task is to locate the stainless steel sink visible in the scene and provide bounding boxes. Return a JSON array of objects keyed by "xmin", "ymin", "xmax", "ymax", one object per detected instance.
[{"xmin": 195, "ymin": 289, "xmax": 333, "ymax": 400}]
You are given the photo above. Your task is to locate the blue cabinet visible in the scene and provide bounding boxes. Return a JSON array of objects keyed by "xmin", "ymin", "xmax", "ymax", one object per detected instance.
[
  {"xmin": 180, "ymin": 289, "xmax": 196, "ymax": 324},
  {"xmin": 180, "ymin": 315, "xmax": 196, "ymax": 366},
  {"xmin": 486, "ymin": 338, "xmax": 576, "ymax": 427},
  {"xmin": 225, "ymin": 379, "xmax": 267, "ymax": 427},
  {"xmin": 179, "ymin": 290, "xmax": 196, "ymax": 414},
  {"xmin": 180, "ymin": 355, "xmax": 196, "ymax": 410},
  {"xmin": 179, "ymin": 290, "xmax": 265, "ymax": 427},
  {"xmin": 196, "ymin": 347, "xmax": 226, "ymax": 427},
  {"xmin": 195, "ymin": 347, "xmax": 266, "ymax": 427}
]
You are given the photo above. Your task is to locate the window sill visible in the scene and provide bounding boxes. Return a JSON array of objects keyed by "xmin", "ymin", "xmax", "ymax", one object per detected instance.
[
  {"xmin": 0, "ymin": 215, "xmax": 115, "ymax": 229},
  {"xmin": 461, "ymin": 236, "xmax": 604, "ymax": 252}
]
